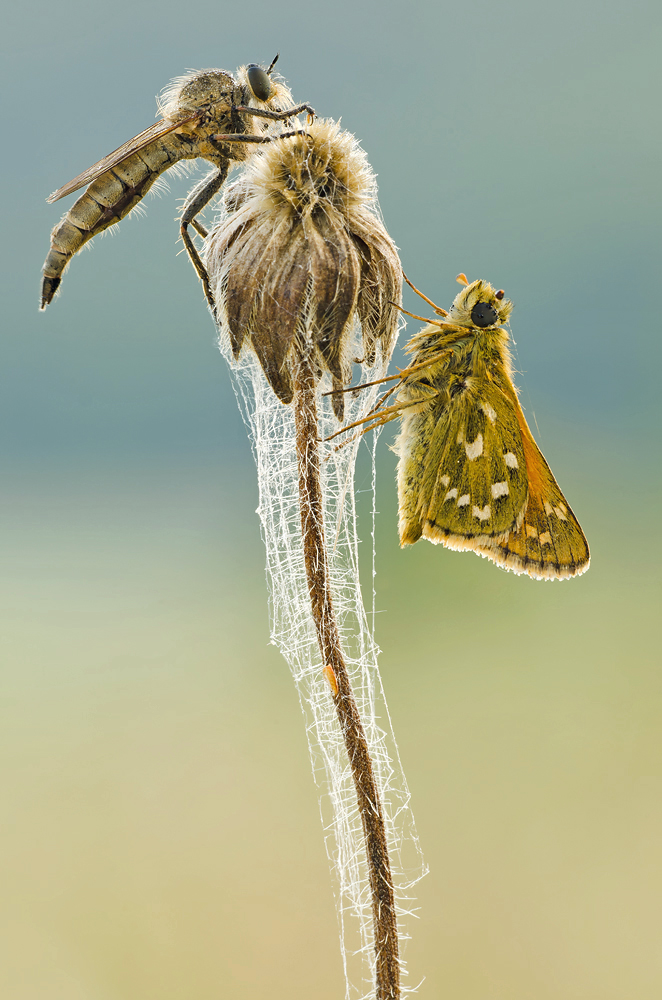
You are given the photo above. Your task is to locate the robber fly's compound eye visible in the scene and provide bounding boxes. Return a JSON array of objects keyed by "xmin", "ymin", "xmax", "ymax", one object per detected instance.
[
  {"xmin": 470, "ymin": 301, "xmax": 499, "ymax": 328},
  {"xmin": 247, "ymin": 64, "xmax": 273, "ymax": 102}
]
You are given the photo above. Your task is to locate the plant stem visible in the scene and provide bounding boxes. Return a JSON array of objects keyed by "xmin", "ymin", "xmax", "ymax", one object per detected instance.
[{"xmin": 293, "ymin": 347, "xmax": 400, "ymax": 1000}]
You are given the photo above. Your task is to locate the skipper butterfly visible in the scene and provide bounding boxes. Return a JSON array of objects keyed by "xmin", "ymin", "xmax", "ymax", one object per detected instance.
[{"xmin": 329, "ymin": 274, "xmax": 589, "ymax": 580}]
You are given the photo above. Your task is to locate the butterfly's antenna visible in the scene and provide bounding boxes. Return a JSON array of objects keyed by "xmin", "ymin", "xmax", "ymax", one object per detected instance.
[
  {"xmin": 389, "ymin": 300, "xmax": 448, "ymax": 326},
  {"xmin": 267, "ymin": 53, "xmax": 280, "ymax": 75},
  {"xmin": 456, "ymin": 273, "xmax": 469, "ymax": 286},
  {"xmin": 403, "ymin": 273, "xmax": 448, "ymax": 316}
]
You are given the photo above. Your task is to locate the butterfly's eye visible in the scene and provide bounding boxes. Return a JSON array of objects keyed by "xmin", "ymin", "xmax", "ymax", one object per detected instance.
[
  {"xmin": 471, "ymin": 301, "xmax": 499, "ymax": 327},
  {"xmin": 247, "ymin": 64, "xmax": 273, "ymax": 102}
]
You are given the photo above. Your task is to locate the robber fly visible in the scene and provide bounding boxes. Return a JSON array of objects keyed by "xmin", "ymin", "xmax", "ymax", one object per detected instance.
[{"xmin": 40, "ymin": 55, "xmax": 314, "ymax": 309}]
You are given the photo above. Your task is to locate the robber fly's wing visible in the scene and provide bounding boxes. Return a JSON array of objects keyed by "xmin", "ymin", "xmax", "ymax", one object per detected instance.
[{"xmin": 46, "ymin": 113, "xmax": 201, "ymax": 203}]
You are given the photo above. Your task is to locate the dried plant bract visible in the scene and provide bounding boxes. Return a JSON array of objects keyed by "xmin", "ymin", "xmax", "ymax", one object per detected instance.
[{"xmin": 206, "ymin": 119, "xmax": 402, "ymax": 418}]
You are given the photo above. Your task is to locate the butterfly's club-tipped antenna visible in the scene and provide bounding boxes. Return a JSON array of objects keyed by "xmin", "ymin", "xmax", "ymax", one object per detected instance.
[{"xmin": 403, "ymin": 272, "xmax": 449, "ymax": 317}]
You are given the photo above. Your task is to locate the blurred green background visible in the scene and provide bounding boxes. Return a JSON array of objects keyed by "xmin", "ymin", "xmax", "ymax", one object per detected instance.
[{"xmin": 2, "ymin": 0, "xmax": 661, "ymax": 996}]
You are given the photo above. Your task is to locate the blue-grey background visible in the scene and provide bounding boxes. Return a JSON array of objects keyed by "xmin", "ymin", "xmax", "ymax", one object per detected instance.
[{"xmin": 2, "ymin": 0, "xmax": 661, "ymax": 997}]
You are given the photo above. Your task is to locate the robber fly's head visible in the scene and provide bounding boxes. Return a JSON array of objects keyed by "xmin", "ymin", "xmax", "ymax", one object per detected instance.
[
  {"xmin": 236, "ymin": 54, "xmax": 294, "ymax": 112},
  {"xmin": 448, "ymin": 278, "xmax": 513, "ymax": 329}
]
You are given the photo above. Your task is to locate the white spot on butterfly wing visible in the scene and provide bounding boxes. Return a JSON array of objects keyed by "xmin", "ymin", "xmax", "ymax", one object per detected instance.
[
  {"xmin": 444, "ymin": 488, "xmax": 458, "ymax": 501},
  {"xmin": 526, "ymin": 525, "xmax": 538, "ymax": 538},
  {"xmin": 472, "ymin": 504, "xmax": 491, "ymax": 521},
  {"xmin": 440, "ymin": 475, "xmax": 450, "ymax": 488},
  {"xmin": 481, "ymin": 402, "xmax": 497, "ymax": 424},
  {"xmin": 465, "ymin": 433, "xmax": 483, "ymax": 460},
  {"xmin": 554, "ymin": 506, "xmax": 567, "ymax": 521},
  {"xmin": 504, "ymin": 452, "xmax": 518, "ymax": 468},
  {"xmin": 539, "ymin": 531, "xmax": 552, "ymax": 546},
  {"xmin": 491, "ymin": 481, "xmax": 509, "ymax": 498},
  {"xmin": 457, "ymin": 494, "xmax": 470, "ymax": 507},
  {"xmin": 544, "ymin": 501, "xmax": 554, "ymax": 516}
]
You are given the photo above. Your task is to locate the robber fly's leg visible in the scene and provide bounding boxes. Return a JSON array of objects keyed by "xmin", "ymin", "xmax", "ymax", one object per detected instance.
[
  {"xmin": 235, "ymin": 103, "xmax": 315, "ymax": 121},
  {"xmin": 180, "ymin": 163, "xmax": 229, "ymax": 309}
]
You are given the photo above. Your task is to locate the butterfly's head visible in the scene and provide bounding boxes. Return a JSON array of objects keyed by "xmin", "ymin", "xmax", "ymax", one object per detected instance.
[{"xmin": 448, "ymin": 279, "xmax": 513, "ymax": 329}]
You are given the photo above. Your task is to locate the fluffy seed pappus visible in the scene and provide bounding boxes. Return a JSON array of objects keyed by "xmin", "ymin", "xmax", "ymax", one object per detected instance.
[{"xmin": 329, "ymin": 274, "xmax": 590, "ymax": 581}]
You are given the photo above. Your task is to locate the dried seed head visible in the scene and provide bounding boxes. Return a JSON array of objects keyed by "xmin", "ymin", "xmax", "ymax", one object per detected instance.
[{"xmin": 205, "ymin": 119, "xmax": 402, "ymax": 415}]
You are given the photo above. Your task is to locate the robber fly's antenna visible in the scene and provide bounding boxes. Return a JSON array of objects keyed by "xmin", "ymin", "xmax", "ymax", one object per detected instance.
[{"xmin": 267, "ymin": 53, "xmax": 280, "ymax": 75}]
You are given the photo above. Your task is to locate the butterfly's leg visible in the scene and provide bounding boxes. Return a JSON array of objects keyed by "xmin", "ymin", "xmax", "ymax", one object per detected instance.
[
  {"xmin": 180, "ymin": 163, "xmax": 230, "ymax": 309},
  {"xmin": 323, "ymin": 370, "xmax": 406, "ymax": 398},
  {"xmin": 326, "ymin": 397, "xmax": 427, "ymax": 441},
  {"xmin": 323, "ymin": 349, "xmax": 451, "ymax": 400}
]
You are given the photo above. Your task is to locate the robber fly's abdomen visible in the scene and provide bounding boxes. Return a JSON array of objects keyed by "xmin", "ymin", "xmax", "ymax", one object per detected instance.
[{"xmin": 41, "ymin": 136, "xmax": 193, "ymax": 309}]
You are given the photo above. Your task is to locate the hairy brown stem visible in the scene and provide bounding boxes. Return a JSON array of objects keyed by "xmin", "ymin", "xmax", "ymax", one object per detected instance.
[{"xmin": 293, "ymin": 347, "xmax": 400, "ymax": 1000}]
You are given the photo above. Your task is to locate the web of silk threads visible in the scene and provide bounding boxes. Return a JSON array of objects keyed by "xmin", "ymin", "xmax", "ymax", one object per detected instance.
[{"xmin": 217, "ymin": 321, "xmax": 427, "ymax": 1000}]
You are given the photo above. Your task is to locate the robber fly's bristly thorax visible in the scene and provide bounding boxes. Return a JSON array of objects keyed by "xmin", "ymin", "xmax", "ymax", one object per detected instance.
[{"xmin": 40, "ymin": 56, "xmax": 314, "ymax": 310}]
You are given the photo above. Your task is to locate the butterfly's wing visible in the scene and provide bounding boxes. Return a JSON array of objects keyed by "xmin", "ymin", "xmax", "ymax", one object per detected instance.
[
  {"xmin": 476, "ymin": 388, "xmax": 590, "ymax": 579},
  {"xmin": 46, "ymin": 114, "xmax": 201, "ymax": 203},
  {"xmin": 400, "ymin": 381, "xmax": 530, "ymax": 547},
  {"xmin": 400, "ymin": 373, "xmax": 589, "ymax": 580}
]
